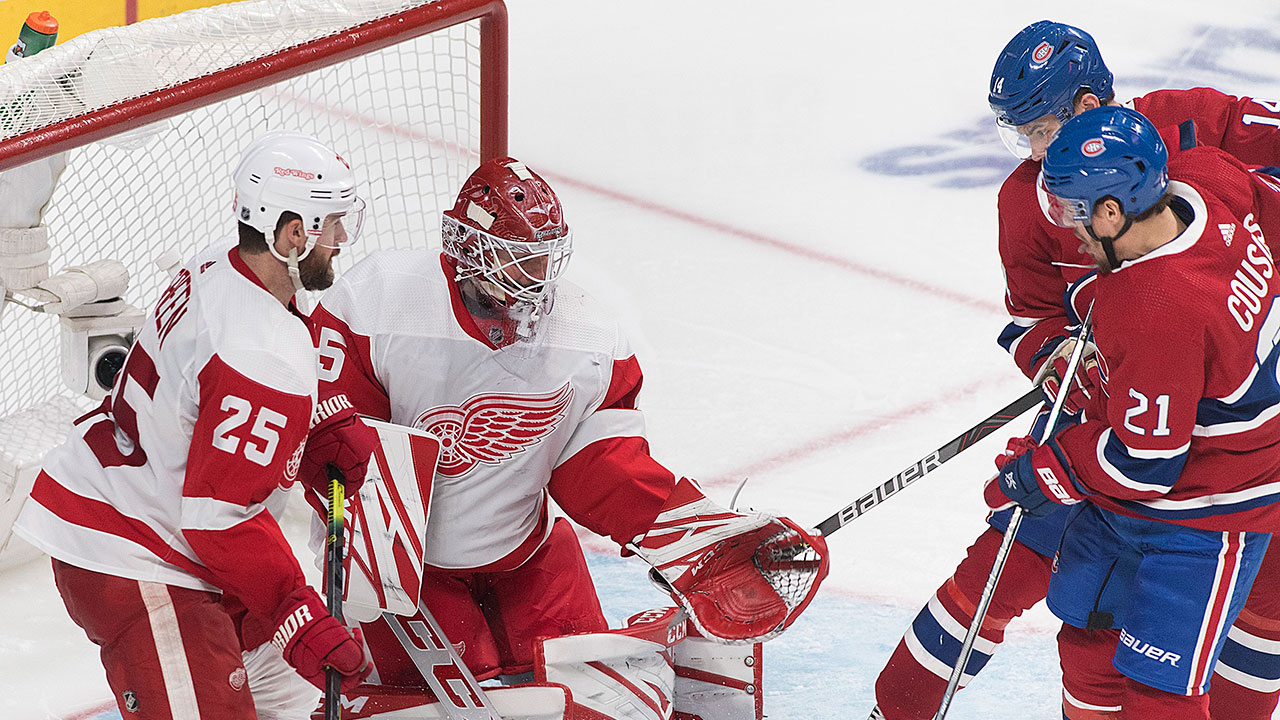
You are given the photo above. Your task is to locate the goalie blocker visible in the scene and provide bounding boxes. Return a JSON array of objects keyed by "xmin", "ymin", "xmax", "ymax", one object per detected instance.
[{"xmin": 314, "ymin": 606, "xmax": 765, "ymax": 720}]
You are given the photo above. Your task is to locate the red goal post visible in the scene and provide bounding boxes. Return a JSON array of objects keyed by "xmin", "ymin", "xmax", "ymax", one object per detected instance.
[
  {"xmin": 0, "ymin": 0, "xmax": 507, "ymax": 170},
  {"xmin": 0, "ymin": 0, "xmax": 507, "ymax": 563}
]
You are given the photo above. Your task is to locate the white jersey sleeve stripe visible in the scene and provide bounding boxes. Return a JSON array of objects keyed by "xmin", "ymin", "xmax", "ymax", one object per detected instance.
[
  {"xmin": 1095, "ymin": 425, "xmax": 1182, "ymax": 491},
  {"xmin": 180, "ymin": 496, "xmax": 266, "ymax": 532},
  {"xmin": 554, "ymin": 408, "xmax": 647, "ymax": 469}
]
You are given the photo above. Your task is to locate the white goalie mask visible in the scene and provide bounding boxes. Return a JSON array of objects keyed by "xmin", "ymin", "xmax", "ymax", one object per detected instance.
[
  {"xmin": 232, "ymin": 130, "xmax": 365, "ymax": 263},
  {"xmin": 442, "ymin": 157, "xmax": 573, "ymax": 346}
]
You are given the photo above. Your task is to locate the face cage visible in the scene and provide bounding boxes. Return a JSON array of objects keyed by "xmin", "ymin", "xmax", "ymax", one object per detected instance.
[
  {"xmin": 441, "ymin": 215, "xmax": 574, "ymax": 306},
  {"xmin": 995, "ymin": 104, "xmax": 1073, "ymax": 160},
  {"xmin": 313, "ymin": 195, "xmax": 366, "ymax": 250},
  {"xmin": 1036, "ymin": 172, "xmax": 1091, "ymax": 228}
]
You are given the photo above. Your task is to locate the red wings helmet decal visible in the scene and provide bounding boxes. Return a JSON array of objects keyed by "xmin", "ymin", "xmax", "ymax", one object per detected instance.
[{"xmin": 413, "ymin": 383, "xmax": 575, "ymax": 477}]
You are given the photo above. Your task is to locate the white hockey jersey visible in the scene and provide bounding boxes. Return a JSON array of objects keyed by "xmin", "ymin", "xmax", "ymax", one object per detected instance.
[
  {"xmin": 309, "ymin": 251, "xmax": 676, "ymax": 570},
  {"xmin": 16, "ymin": 246, "xmax": 316, "ymax": 617}
]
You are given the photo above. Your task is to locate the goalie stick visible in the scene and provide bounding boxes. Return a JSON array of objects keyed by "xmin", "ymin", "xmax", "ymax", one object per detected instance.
[
  {"xmin": 934, "ymin": 307, "xmax": 1095, "ymax": 720},
  {"xmin": 815, "ymin": 387, "xmax": 1042, "ymax": 537},
  {"xmin": 383, "ymin": 600, "xmax": 504, "ymax": 720}
]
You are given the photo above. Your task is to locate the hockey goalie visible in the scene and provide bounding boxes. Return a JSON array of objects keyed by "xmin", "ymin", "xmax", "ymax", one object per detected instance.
[{"xmin": 288, "ymin": 156, "xmax": 829, "ymax": 719}]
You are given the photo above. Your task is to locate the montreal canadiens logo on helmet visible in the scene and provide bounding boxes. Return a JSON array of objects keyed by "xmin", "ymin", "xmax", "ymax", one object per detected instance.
[
  {"xmin": 1032, "ymin": 41, "xmax": 1053, "ymax": 65},
  {"xmin": 1082, "ymin": 138, "xmax": 1106, "ymax": 157}
]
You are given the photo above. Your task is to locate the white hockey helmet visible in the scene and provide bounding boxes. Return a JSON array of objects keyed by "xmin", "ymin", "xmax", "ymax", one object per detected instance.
[{"xmin": 232, "ymin": 131, "xmax": 364, "ymax": 261}]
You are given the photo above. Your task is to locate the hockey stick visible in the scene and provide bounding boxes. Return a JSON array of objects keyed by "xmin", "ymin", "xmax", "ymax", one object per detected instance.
[
  {"xmin": 934, "ymin": 308, "xmax": 1094, "ymax": 720},
  {"xmin": 815, "ymin": 387, "xmax": 1042, "ymax": 537},
  {"xmin": 325, "ymin": 465, "xmax": 346, "ymax": 720},
  {"xmin": 383, "ymin": 600, "xmax": 504, "ymax": 720}
]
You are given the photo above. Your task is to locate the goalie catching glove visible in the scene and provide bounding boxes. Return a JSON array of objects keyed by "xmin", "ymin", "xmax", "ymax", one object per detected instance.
[{"xmin": 628, "ymin": 477, "xmax": 828, "ymax": 644}]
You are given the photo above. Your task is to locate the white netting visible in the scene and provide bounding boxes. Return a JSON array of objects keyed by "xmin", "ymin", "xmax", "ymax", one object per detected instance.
[{"xmin": 0, "ymin": 0, "xmax": 495, "ymax": 485}]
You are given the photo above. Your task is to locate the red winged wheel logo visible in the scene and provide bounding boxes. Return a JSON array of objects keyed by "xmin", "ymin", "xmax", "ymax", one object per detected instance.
[{"xmin": 414, "ymin": 383, "xmax": 575, "ymax": 477}]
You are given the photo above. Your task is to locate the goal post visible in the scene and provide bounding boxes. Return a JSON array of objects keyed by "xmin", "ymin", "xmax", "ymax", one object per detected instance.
[
  {"xmin": 0, "ymin": 0, "xmax": 508, "ymax": 564},
  {"xmin": 0, "ymin": 0, "xmax": 507, "ymax": 170}
]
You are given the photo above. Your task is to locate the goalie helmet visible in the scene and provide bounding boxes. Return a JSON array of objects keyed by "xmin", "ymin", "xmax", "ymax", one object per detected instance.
[
  {"xmin": 232, "ymin": 131, "xmax": 365, "ymax": 262},
  {"xmin": 442, "ymin": 157, "xmax": 573, "ymax": 345},
  {"xmin": 988, "ymin": 21, "xmax": 1113, "ymax": 159},
  {"xmin": 1038, "ymin": 106, "xmax": 1168, "ymax": 228}
]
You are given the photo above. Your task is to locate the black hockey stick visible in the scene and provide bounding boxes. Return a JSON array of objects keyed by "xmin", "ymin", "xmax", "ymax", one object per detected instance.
[
  {"xmin": 325, "ymin": 465, "xmax": 347, "ymax": 720},
  {"xmin": 815, "ymin": 387, "xmax": 1042, "ymax": 537}
]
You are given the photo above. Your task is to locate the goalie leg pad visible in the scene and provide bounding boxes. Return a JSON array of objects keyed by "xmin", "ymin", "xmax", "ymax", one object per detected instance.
[
  {"xmin": 310, "ymin": 683, "xmax": 575, "ymax": 719},
  {"xmin": 629, "ymin": 478, "xmax": 828, "ymax": 644},
  {"xmin": 674, "ymin": 625, "xmax": 763, "ymax": 720},
  {"xmin": 535, "ymin": 606, "xmax": 683, "ymax": 720}
]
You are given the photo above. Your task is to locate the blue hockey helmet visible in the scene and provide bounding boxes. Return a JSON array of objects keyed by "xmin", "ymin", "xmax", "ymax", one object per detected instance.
[
  {"xmin": 1037, "ymin": 106, "xmax": 1168, "ymax": 229},
  {"xmin": 989, "ymin": 21, "xmax": 1114, "ymax": 158}
]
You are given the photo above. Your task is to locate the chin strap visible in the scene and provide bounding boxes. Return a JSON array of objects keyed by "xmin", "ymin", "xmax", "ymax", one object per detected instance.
[
  {"xmin": 285, "ymin": 248, "xmax": 309, "ymax": 313},
  {"xmin": 1084, "ymin": 216, "xmax": 1132, "ymax": 273}
]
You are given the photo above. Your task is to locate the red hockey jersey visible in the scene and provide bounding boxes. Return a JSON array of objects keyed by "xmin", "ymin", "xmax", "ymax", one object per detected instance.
[
  {"xmin": 15, "ymin": 246, "xmax": 316, "ymax": 618},
  {"xmin": 998, "ymin": 88, "xmax": 1280, "ymax": 378},
  {"xmin": 1056, "ymin": 147, "xmax": 1280, "ymax": 531}
]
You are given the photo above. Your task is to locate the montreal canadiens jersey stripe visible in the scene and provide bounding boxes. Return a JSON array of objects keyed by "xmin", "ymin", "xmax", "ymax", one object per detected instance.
[{"xmin": 1095, "ymin": 429, "xmax": 1188, "ymax": 493}]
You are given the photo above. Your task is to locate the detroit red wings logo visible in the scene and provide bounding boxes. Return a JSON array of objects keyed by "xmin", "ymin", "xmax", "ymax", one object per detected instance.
[{"xmin": 414, "ymin": 384, "xmax": 574, "ymax": 477}]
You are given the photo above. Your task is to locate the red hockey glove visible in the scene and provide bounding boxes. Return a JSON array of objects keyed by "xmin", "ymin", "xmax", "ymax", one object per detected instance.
[
  {"xmin": 271, "ymin": 587, "xmax": 371, "ymax": 692},
  {"xmin": 299, "ymin": 394, "xmax": 378, "ymax": 495},
  {"xmin": 629, "ymin": 478, "xmax": 828, "ymax": 644},
  {"xmin": 1034, "ymin": 337, "xmax": 1103, "ymax": 416},
  {"xmin": 983, "ymin": 435, "xmax": 1087, "ymax": 516}
]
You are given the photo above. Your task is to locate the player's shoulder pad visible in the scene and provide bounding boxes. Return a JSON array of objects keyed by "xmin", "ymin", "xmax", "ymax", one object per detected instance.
[
  {"xmin": 318, "ymin": 249, "xmax": 445, "ymax": 331},
  {"xmin": 541, "ymin": 278, "xmax": 629, "ymax": 358},
  {"xmin": 195, "ymin": 260, "xmax": 316, "ymax": 397},
  {"xmin": 997, "ymin": 159, "xmax": 1040, "ymax": 206}
]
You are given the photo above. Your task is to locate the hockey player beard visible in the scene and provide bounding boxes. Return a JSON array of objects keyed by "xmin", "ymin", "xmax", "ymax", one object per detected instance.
[{"xmin": 298, "ymin": 247, "xmax": 337, "ymax": 291}]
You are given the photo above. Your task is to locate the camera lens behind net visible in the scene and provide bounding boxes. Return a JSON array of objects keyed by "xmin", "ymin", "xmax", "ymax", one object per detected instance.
[{"xmin": 94, "ymin": 346, "xmax": 128, "ymax": 392}]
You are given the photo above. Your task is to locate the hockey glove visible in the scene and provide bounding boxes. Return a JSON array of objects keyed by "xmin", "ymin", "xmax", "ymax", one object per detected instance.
[
  {"xmin": 983, "ymin": 435, "xmax": 1088, "ymax": 516},
  {"xmin": 628, "ymin": 477, "xmax": 829, "ymax": 644},
  {"xmin": 271, "ymin": 587, "xmax": 371, "ymax": 692},
  {"xmin": 1033, "ymin": 336, "xmax": 1103, "ymax": 417},
  {"xmin": 299, "ymin": 394, "xmax": 378, "ymax": 495}
]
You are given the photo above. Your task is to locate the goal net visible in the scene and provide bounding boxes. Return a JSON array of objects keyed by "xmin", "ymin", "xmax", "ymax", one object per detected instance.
[{"xmin": 0, "ymin": 0, "xmax": 507, "ymax": 560}]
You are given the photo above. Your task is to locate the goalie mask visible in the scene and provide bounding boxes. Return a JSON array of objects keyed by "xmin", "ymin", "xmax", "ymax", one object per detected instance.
[{"xmin": 442, "ymin": 157, "xmax": 573, "ymax": 346}]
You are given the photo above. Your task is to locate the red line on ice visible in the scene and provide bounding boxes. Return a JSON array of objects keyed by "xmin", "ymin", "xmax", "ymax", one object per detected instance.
[{"xmin": 541, "ymin": 171, "xmax": 1004, "ymax": 315}]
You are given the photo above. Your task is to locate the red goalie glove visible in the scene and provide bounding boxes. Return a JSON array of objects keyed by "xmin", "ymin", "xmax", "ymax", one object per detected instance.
[
  {"xmin": 629, "ymin": 478, "xmax": 829, "ymax": 644},
  {"xmin": 299, "ymin": 394, "xmax": 378, "ymax": 494}
]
